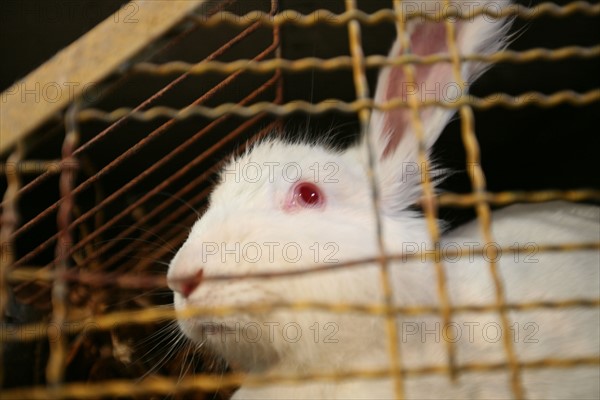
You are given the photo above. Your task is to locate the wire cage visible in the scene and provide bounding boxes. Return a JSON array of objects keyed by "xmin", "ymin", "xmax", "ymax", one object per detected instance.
[{"xmin": 1, "ymin": 0, "xmax": 599, "ymax": 399}]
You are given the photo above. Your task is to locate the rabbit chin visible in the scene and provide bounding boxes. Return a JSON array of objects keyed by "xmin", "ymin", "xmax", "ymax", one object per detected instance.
[
  {"xmin": 175, "ymin": 313, "xmax": 280, "ymax": 371},
  {"xmin": 174, "ymin": 281, "xmax": 394, "ymax": 374}
]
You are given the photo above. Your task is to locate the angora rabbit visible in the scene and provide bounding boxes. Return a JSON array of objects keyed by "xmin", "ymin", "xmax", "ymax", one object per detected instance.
[{"xmin": 167, "ymin": 1, "xmax": 600, "ymax": 398}]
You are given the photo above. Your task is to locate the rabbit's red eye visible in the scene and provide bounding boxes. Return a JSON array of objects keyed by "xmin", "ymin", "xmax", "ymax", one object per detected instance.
[
  {"xmin": 296, "ymin": 182, "xmax": 322, "ymax": 206},
  {"xmin": 287, "ymin": 182, "xmax": 325, "ymax": 210}
]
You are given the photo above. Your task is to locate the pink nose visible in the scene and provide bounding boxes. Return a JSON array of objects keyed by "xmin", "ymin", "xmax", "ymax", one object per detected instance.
[{"xmin": 168, "ymin": 269, "xmax": 204, "ymax": 298}]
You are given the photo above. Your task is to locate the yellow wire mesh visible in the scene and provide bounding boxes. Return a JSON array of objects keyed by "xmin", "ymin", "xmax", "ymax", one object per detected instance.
[{"xmin": 1, "ymin": 1, "xmax": 599, "ymax": 399}]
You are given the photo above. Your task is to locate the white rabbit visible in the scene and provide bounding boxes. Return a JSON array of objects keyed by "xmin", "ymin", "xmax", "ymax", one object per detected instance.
[{"xmin": 167, "ymin": 1, "xmax": 600, "ymax": 398}]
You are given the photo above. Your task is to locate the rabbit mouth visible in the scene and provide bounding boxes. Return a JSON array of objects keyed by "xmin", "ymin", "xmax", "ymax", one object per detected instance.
[
  {"xmin": 179, "ymin": 311, "xmax": 272, "ymax": 343},
  {"xmin": 184, "ymin": 318, "xmax": 281, "ymax": 371}
]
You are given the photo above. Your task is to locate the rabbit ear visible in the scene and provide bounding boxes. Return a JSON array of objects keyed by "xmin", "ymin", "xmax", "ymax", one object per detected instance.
[{"xmin": 369, "ymin": 0, "xmax": 511, "ymax": 160}]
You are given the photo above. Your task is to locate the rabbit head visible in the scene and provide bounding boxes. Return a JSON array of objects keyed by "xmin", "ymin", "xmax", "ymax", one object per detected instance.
[{"xmin": 167, "ymin": 0, "xmax": 512, "ymax": 375}]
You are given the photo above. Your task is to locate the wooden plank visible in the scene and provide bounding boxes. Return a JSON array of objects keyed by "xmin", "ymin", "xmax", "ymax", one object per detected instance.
[{"xmin": 0, "ymin": 0, "xmax": 209, "ymax": 155}]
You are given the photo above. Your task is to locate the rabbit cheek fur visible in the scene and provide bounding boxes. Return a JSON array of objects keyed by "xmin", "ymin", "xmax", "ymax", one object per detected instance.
[{"xmin": 167, "ymin": 1, "xmax": 600, "ymax": 398}]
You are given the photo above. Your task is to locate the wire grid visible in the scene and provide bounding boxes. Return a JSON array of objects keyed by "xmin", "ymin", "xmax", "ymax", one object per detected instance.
[{"xmin": 1, "ymin": 0, "xmax": 600, "ymax": 399}]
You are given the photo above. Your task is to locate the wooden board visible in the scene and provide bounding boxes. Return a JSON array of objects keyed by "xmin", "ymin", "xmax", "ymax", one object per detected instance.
[{"xmin": 0, "ymin": 0, "xmax": 210, "ymax": 155}]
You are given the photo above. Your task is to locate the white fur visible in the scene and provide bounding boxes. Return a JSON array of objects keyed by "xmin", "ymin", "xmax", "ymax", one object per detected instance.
[{"xmin": 167, "ymin": 1, "xmax": 599, "ymax": 398}]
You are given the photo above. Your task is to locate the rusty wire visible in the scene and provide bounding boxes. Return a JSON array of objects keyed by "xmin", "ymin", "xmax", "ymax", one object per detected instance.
[
  {"xmin": 8, "ymin": 9, "xmax": 282, "ymax": 279},
  {"xmin": 11, "ymin": 62, "xmax": 282, "ymax": 307},
  {"xmin": 8, "ymin": 30, "xmax": 279, "ymax": 252}
]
